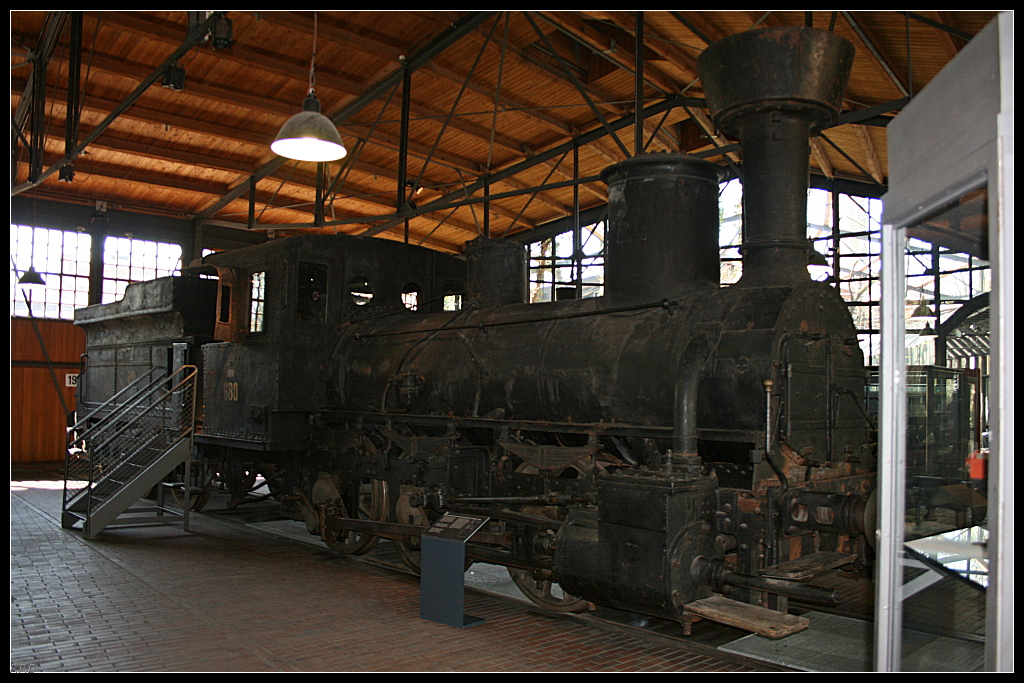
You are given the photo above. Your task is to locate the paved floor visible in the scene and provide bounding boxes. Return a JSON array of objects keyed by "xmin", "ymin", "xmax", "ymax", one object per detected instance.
[{"xmin": 11, "ymin": 480, "xmax": 763, "ymax": 672}]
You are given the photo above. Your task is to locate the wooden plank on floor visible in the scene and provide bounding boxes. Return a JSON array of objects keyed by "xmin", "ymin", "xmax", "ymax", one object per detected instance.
[{"xmin": 687, "ymin": 595, "xmax": 809, "ymax": 639}]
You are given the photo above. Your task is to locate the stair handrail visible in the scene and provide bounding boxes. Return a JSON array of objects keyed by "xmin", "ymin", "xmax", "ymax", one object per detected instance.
[
  {"xmin": 68, "ymin": 365, "xmax": 196, "ymax": 451},
  {"xmin": 69, "ymin": 366, "xmax": 164, "ymax": 436},
  {"xmin": 67, "ymin": 366, "xmax": 164, "ymax": 442}
]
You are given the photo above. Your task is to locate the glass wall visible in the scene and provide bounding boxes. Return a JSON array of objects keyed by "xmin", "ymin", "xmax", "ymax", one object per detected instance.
[
  {"xmin": 876, "ymin": 187, "xmax": 995, "ymax": 671},
  {"xmin": 10, "ymin": 224, "xmax": 184, "ymax": 319},
  {"xmin": 101, "ymin": 236, "xmax": 182, "ymax": 303},
  {"xmin": 528, "ymin": 220, "xmax": 605, "ymax": 302},
  {"xmin": 10, "ymin": 226, "xmax": 91, "ymax": 319}
]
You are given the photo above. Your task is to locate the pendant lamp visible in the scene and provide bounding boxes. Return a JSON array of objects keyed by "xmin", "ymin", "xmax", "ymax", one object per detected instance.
[
  {"xmin": 271, "ymin": 13, "xmax": 347, "ymax": 163},
  {"xmin": 17, "ymin": 265, "xmax": 46, "ymax": 288},
  {"xmin": 272, "ymin": 89, "xmax": 348, "ymax": 162}
]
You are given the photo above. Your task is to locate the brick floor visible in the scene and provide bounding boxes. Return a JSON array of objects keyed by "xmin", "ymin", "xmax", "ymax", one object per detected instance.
[{"xmin": 11, "ymin": 481, "xmax": 763, "ymax": 672}]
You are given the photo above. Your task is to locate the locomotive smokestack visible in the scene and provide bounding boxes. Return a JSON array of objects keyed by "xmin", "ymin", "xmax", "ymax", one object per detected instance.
[{"xmin": 697, "ymin": 28, "xmax": 854, "ymax": 287}]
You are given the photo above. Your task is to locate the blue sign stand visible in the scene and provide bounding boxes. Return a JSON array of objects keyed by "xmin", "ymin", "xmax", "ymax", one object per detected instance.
[{"xmin": 419, "ymin": 513, "xmax": 489, "ymax": 628}]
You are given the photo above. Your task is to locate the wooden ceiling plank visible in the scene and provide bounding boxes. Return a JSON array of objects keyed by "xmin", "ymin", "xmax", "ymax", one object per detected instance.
[
  {"xmin": 852, "ymin": 124, "xmax": 884, "ymax": 185},
  {"xmin": 12, "ymin": 12, "xmax": 226, "ymax": 197},
  {"xmin": 668, "ymin": 11, "xmax": 727, "ymax": 47},
  {"xmin": 9, "ymin": 11, "xmax": 1003, "ymax": 248},
  {"xmin": 841, "ymin": 11, "xmax": 911, "ymax": 99}
]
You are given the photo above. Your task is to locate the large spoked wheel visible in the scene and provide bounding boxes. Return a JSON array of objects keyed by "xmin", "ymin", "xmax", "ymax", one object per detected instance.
[
  {"xmin": 392, "ymin": 484, "xmax": 432, "ymax": 572},
  {"xmin": 313, "ymin": 476, "xmax": 389, "ymax": 556},
  {"xmin": 507, "ymin": 567, "xmax": 591, "ymax": 613}
]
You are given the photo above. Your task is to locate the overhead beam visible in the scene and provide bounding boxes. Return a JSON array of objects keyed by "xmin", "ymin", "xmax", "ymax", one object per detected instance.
[
  {"xmin": 842, "ymin": 11, "xmax": 911, "ymax": 98},
  {"xmin": 535, "ymin": 11, "xmax": 682, "ymax": 153},
  {"xmin": 582, "ymin": 11, "xmax": 701, "ymax": 83},
  {"xmin": 11, "ymin": 12, "xmax": 226, "ymax": 197},
  {"xmin": 360, "ymin": 93, "xmax": 704, "ymax": 238},
  {"xmin": 851, "ymin": 124, "xmax": 884, "ymax": 184},
  {"xmin": 810, "ymin": 138, "xmax": 835, "ymax": 179}
]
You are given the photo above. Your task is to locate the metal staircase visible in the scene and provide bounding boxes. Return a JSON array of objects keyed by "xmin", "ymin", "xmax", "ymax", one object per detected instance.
[{"xmin": 62, "ymin": 365, "xmax": 199, "ymax": 538}]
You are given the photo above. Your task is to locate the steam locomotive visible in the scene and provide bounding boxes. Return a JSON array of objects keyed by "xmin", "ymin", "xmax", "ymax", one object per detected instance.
[{"xmin": 74, "ymin": 27, "xmax": 875, "ymax": 637}]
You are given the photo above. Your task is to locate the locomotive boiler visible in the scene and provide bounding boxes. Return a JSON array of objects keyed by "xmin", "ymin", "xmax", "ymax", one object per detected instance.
[{"xmin": 74, "ymin": 27, "xmax": 875, "ymax": 637}]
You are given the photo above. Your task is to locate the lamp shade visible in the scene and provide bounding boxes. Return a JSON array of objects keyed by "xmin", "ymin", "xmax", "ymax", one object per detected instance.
[
  {"xmin": 17, "ymin": 266, "xmax": 46, "ymax": 288},
  {"xmin": 271, "ymin": 91, "xmax": 347, "ymax": 162}
]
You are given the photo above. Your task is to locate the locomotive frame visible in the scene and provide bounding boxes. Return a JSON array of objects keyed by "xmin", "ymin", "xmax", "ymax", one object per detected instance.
[{"xmin": 72, "ymin": 27, "xmax": 877, "ymax": 637}]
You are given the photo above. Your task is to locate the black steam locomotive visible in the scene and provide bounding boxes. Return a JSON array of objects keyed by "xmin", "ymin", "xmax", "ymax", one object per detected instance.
[{"xmin": 74, "ymin": 27, "xmax": 875, "ymax": 637}]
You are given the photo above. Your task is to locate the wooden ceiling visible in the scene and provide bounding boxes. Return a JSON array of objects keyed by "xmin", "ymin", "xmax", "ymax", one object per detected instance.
[{"xmin": 11, "ymin": 11, "xmax": 1001, "ymax": 254}]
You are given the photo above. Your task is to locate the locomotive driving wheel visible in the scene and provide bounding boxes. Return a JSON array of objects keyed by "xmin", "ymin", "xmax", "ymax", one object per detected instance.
[
  {"xmin": 171, "ymin": 482, "xmax": 212, "ymax": 511},
  {"xmin": 391, "ymin": 484, "xmax": 473, "ymax": 573},
  {"xmin": 169, "ymin": 459, "xmax": 213, "ymax": 511},
  {"xmin": 507, "ymin": 568, "xmax": 591, "ymax": 613},
  {"xmin": 313, "ymin": 476, "xmax": 389, "ymax": 556},
  {"xmin": 392, "ymin": 484, "xmax": 431, "ymax": 572}
]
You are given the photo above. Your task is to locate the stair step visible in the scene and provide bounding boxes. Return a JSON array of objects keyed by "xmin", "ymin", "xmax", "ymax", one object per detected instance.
[
  {"xmin": 686, "ymin": 594, "xmax": 809, "ymax": 639},
  {"xmin": 761, "ymin": 551, "xmax": 857, "ymax": 580}
]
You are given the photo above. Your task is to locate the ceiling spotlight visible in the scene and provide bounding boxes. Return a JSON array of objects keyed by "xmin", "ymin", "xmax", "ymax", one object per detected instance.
[
  {"xmin": 162, "ymin": 62, "xmax": 186, "ymax": 90},
  {"xmin": 271, "ymin": 90, "xmax": 348, "ymax": 162},
  {"xmin": 211, "ymin": 15, "xmax": 234, "ymax": 49}
]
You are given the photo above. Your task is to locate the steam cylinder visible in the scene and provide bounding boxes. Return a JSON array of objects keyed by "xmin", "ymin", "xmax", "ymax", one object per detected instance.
[{"xmin": 465, "ymin": 237, "xmax": 528, "ymax": 308}]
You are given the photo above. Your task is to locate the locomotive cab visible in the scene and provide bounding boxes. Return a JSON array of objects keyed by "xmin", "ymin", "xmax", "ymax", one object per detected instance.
[{"xmin": 196, "ymin": 234, "xmax": 466, "ymax": 453}]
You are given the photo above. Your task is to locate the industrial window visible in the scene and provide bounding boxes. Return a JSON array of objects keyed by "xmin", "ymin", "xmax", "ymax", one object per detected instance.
[
  {"xmin": 718, "ymin": 180, "xmax": 743, "ymax": 286},
  {"xmin": 249, "ymin": 271, "xmax": 266, "ymax": 332},
  {"xmin": 806, "ymin": 188, "xmax": 884, "ymax": 365},
  {"xmin": 528, "ymin": 220, "xmax": 605, "ymax": 303},
  {"xmin": 903, "ymin": 237, "xmax": 990, "ymax": 367},
  {"xmin": 401, "ymin": 283, "xmax": 420, "ymax": 311},
  {"xmin": 348, "ymin": 277, "xmax": 374, "ymax": 306},
  {"xmin": 442, "ymin": 293, "xmax": 462, "ymax": 311},
  {"xmin": 10, "ymin": 225, "xmax": 92, "ymax": 320},
  {"xmin": 723, "ymin": 180, "xmax": 990, "ymax": 367},
  {"xmin": 102, "ymin": 236, "xmax": 181, "ymax": 303},
  {"xmin": 719, "ymin": 179, "xmax": 890, "ymax": 365}
]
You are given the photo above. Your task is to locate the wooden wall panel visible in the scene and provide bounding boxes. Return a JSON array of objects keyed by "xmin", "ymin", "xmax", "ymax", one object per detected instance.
[{"xmin": 10, "ymin": 317, "xmax": 85, "ymax": 465}]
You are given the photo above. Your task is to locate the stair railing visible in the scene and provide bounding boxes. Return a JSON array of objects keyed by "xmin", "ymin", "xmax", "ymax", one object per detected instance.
[{"xmin": 63, "ymin": 365, "xmax": 198, "ymax": 519}]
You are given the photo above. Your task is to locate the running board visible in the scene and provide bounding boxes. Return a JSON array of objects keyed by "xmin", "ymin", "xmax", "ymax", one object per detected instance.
[
  {"xmin": 761, "ymin": 551, "xmax": 858, "ymax": 580},
  {"xmin": 685, "ymin": 595, "xmax": 810, "ymax": 639}
]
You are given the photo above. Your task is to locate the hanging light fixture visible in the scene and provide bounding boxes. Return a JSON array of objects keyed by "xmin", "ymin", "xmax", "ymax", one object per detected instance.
[
  {"xmin": 911, "ymin": 300, "xmax": 933, "ymax": 318},
  {"xmin": 271, "ymin": 13, "xmax": 347, "ymax": 162},
  {"xmin": 17, "ymin": 265, "xmax": 46, "ymax": 288}
]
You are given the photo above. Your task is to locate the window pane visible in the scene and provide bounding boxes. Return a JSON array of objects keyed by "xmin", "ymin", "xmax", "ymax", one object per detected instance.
[
  {"xmin": 101, "ymin": 236, "xmax": 181, "ymax": 304},
  {"xmin": 10, "ymin": 225, "xmax": 92, "ymax": 319}
]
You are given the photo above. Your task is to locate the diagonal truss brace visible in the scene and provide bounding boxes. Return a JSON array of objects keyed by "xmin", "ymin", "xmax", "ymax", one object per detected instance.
[
  {"xmin": 196, "ymin": 12, "xmax": 498, "ymax": 222},
  {"xmin": 11, "ymin": 12, "xmax": 226, "ymax": 197}
]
